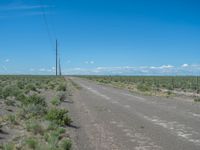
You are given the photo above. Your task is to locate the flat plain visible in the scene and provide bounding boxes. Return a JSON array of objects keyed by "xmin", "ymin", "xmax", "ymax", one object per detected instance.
[{"xmin": 1, "ymin": 75, "xmax": 200, "ymax": 150}]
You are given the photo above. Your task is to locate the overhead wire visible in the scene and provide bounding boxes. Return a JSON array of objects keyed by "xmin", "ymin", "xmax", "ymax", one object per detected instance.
[
  {"xmin": 38, "ymin": 0, "xmax": 62, "ymax": 75},
  {"xmin": 20, "ymin": 0, "xmax": 60, "ymax": 75},
  {"xmin": 48, "ymin": 0, "xmax": 62, "ymax": 74},
  {"xmin": 38, "ymin": 0, "xmax": 55, "ymax": 50},
  {"xmin": 49, "ymin": 0, "xmax": 58, "ymax": 40}
]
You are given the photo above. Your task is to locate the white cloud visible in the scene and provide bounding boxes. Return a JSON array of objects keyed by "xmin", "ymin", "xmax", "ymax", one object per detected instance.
[
  {"xmin": 63, "ymin": 64, "xmax": 199, "ymax": 75},
  {"xmin": 150, "ymin": 66, "xmax": 156, "ymax": 69},
  {"xmin": 181, "ymin": 64, "xmax": 189, "ymax": 67},
  {"xmin": 148, "ymin": 65, "xmax": 174, "ymax": 70},
  {"xmin": 38, "ymin": 67, "xmax": 55, "ymax": 73},
  {"xmin": 2, "ymin": 63, "xmax": 200, "ymax": 75},
  {"xmin": 159, "ymin": 65, "xmax": 174, "ymax": 69},
  {"xmin": 85, "ymin": 61, "xmax": 95, "ymax": 64}
]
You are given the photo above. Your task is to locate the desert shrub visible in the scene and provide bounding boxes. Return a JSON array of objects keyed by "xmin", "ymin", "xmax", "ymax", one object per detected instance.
[
  {"xmin": 35, "ymin": 82, "xmax": 42, "ymax": 89},
  {"xmin": 46, "ymin": 131, "xmax": 60, "ymax": 149},
  {"xmin": 17, "ymin": 81, "xmax": 25, "ymax": 89},
  {"xmin": 57, "ymin": 84, "xmax": 66, "ymax": 91},
  {"xmin": 137, "ymin": 84, "xmax": 151, "ymax": 92},
  {"xmin": 21, "ymin": 104, "xmax": 47, "ymax": 118},
  {"xmin": 60, "ymin": 139, "xmax": 72, "ymax": 150},
  {"xmin": 7, "ymin": 115, "xmax": 18, "ymax": 125},
  {"xmin": 47, "ymin": 122, "xmax": 59, "ymax": 131},
  {"xmin": 166, "ymin": 85, "xmax": 174, "ymax": 90},
  {"xmin": 0, "ymin": 87, "xmax": 3, "ymax": 98},
  {"xmin": 2, "ymin": 85, "xmax": 21, "ymax": 99},
  {"xmin": 2, "ymin": 142, "xmax": 14, "ymax": 150},
  {"xmin": 166, "ymin": 91, "xmax": 172, "ymax": 97},
  {"xmin": 57, "ymin": 127, "xmax": 65, "ymax": 134},
  {"xmin": 25, "ymin": 138, "xmax": 38, "ymax": 150},
  {"xmin": 46, "ymin": 108, "xmax": 71, "ymax": 126},
  {"xmin": 48, "ymin": 82, "xmax": 56, "ymax": 90},
  {"xmin": 51, "ymin": 97, "xmax": 61, "ymax": 106},
  {"xmin": 34, "ymin": 144, "xmax": 50, "ymax": 150},
  {"xmin": 57, "ymin": 92, "xmax": 67, "ymax": 101},
  {"xmin": 44, "ymin": 132, "xmax": 49, "ymax": 142},
  {"xmin": 43, "ymin": 85, "xmax": 49, "ymax": 90},
  {"xmin": 194, "ymin": 97, "xmax": 200, "ymax": 102},
  {"xmin": 26, "ymin": 84, "xmax": 37, "ymax": 92},
  {"xmin": 15, "ymin": 93, "xmax": 26, "ymax": 102},
  {"xmin": 23, "ymin": 94, "xmax": 46, "ymax": 107},
  {"xmin": 26, "ymin": 120, "xmax": 44, "ymax": 135},
  {"xmin": 4, "ymin": 99, "xmax": 15, "ymax": 106}
]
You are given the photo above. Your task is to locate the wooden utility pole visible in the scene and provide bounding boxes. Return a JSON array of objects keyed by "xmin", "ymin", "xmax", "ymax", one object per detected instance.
[
  {"xmin": 56, "ymin": 39, "xmax": 58, "ymax": 76},
  {"xmin": 59, "ymin": 57, "xmax": 62, "ymax": 76},
  {"xmin": 197, "ymin": 76, "xmax": 199, "ymax": 95}
]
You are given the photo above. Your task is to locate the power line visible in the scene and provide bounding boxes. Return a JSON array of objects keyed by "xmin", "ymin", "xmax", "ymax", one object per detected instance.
[
  {"xmin": 49, "ymin": 0, "xmax": 58, "ymax": 39},
  {"xmin": 39, "ymin": 0, "xmax": 61, "ymax": 76},
  {"xmin": 39, "ymin": 0, "xmax": 55, "ymax": 49}
]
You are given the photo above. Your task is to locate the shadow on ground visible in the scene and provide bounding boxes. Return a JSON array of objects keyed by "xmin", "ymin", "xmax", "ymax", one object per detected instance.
[
  {"xmin": 68, "ymin": 123, "xmax": 80, "ymax": 129},
  {"xmin": 63, "ymin": 100, "xmax": 74, "ymax": 104}
]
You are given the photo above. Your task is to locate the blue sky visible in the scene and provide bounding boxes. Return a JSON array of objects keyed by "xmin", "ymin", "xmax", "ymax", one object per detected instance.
[{"xmin": 0, "ymin": 0, "xmax": 200, "ymax": 75}]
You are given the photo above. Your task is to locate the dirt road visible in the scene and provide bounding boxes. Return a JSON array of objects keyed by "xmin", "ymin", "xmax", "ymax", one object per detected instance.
[{"xmin": 67, "ymin": 77, "xmax": 200, "ymax": 150}]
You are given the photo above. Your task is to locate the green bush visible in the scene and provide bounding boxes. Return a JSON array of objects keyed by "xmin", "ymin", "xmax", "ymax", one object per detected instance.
[
  {"xmin": 57, "ymin": 84, "xmax": 66, "ymax": 91},
  {"xmin": 46, "ymin": 131, "xmax": 60, "ymax": 149},
  {"xmin": 23, "ymin": 94, "xmax": 46, "ymax": 107},
  {"xmin": 48, "ymin": 82, "xmax": 56, "ymax": 90},
  {"xmin": 7, "ymin": 115, "xmax": 17, "ymax": 125},
  {"xmin": 57, "ymin": 127, "xmax": 65, "ymax": 134},
  {"xmin": 166, "ymin": 91, "xmax": 172, "ymax": 97},
  {"xmin": 15, "ymin": 93, "xmax": 26, "ymax": 102},
  {"xmin": 194, "ymin": 97, "xmax": 200, "ymax": 102},
  {"xmin": 26, "ymin": 84, "xmax": 37, "ymax": 91},
  {"xmin": 17, "ymin": 81, "xmax": 25, "ymax": 89},
  {"xmin": 0, "ymin": 87, "xmax": 3, "ymax": 99},
  {"xmin": 137, "ymin": 84, "xmax": 151, "ymax": 92},
  {"xmin": 51, "ymin": 97, "xmax": 61, "ymax": 106},
  {"xmin": 60, "ymin": 139, "xmax": 72, "ymax": 150},
  {"xmin": 4, "ymin": 99, "xmax": 15, "ymax": 106},
  {"xmin": 25, "ymin": 138, "xmax": 38, "ymax": 150},
  {"xmin": 2, "ymin": 85, "xmax": 21, "ymax": 99},
  {"xmin": 46, "ymin": 108, "xmax": 71, "ymax": 126},
  {"xmin": 47, "ymin": 122, "xmax": 59, "ymax": 131},
  {"xmin": 21, "ymin": 104, "xmax": 47, "ymax": 118},
  {"xmin": 2, "ymin": 142, "xmax": 14, "ymax": 150},
  {"xmin": 26, "ymin": 120, "xmax": 44, "ymax": 135}
]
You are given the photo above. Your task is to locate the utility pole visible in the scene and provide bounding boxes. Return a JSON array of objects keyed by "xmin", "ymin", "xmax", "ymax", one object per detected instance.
[
  {"xmin": 59, "ymin": 57, "xmax": 62, "ymax": 76},
  {"xmin": 197, "ymin": 76, "xmax": 199, "ymax": 95},
  {"xmin": 56, "ymin": 39, "xmax": 58, "ymax": 76}
]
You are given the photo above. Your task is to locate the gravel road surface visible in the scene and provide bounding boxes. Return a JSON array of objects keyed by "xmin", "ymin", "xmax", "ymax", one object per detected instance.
[{"xmin": 68, "ymin": 77, "xmax": 200, "ymax": 150}]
